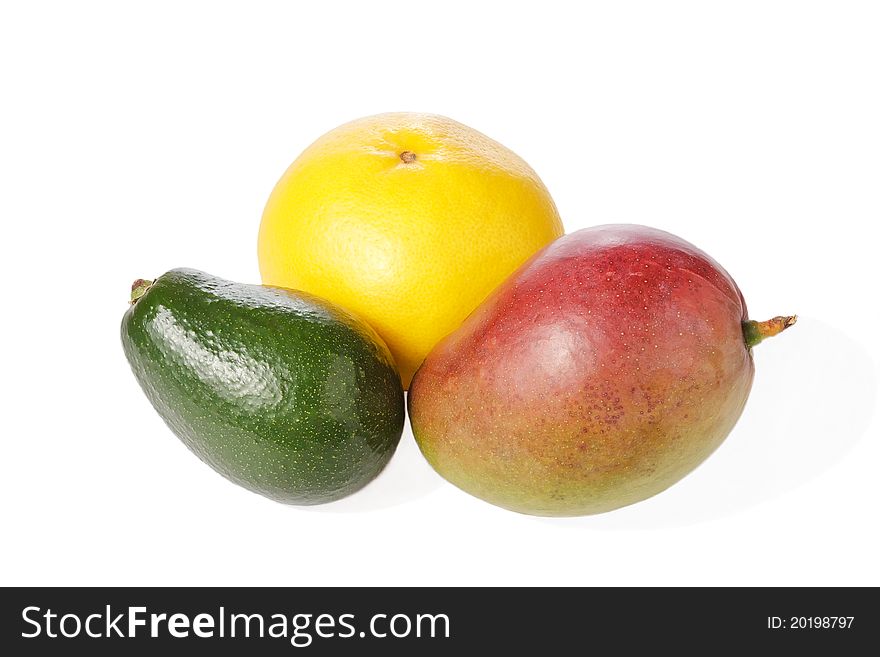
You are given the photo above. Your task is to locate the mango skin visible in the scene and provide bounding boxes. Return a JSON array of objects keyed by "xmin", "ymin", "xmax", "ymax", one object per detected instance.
[{"xmin": 409, "ymin": 225, "xmax": 755, "ymax": 516}]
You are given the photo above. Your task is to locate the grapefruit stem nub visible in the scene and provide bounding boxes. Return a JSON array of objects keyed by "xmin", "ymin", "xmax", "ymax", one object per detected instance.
[{"xmin": 399, "ymin": 150, "xmax": 417, "ymax": 163}]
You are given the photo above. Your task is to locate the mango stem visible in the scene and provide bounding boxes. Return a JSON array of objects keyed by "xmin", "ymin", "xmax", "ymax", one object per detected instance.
[
  {"xmin": 130, "ymin": 278, "xmax": 153, "ymax": 305},
  {"xmin": 743, "ymin": 315, "xmax": 797, "ymax": 348}
]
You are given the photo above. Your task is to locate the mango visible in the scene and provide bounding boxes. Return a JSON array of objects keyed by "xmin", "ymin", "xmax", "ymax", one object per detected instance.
[{"xmin": 408, "ymin": 225, "xmax": 794, "ymax": 516}]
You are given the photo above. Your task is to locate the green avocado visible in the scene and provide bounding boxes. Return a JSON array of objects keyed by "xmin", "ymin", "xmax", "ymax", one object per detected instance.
[{"xmin": 121, "ymin": 268, "xmax": 405, "ymax": 504}]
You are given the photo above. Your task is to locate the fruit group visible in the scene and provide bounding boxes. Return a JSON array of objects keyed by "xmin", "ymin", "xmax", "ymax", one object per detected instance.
[
  {"xmin": 409, "ymin": 225, "xmax": 795, "ymax": 516},
  {"xmin": 121, "ymin": 269, "xmax": 405, "ymax": 504},
  {"xmin": 258, "ymin": 113, "xmax": 564, "ymax": 387}
]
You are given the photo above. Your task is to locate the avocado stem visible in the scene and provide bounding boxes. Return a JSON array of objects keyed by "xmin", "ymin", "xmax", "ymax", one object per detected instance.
[
  {"xmin": 743, "ymin": 315, "xmax": 797, "ymax": 348},
  {"xmin": 130, "ymin": 278, "xmax": 154, "ymax": 305}
]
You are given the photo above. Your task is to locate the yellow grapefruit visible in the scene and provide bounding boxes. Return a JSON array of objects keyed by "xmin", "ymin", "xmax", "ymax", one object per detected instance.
[{"xmin": 258, "ymin": 113, "xmax": 563, "ymax": 387}]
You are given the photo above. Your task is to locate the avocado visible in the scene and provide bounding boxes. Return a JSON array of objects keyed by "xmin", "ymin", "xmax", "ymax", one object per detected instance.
[{"xmin": 121, "ymin": 268, "xmax": 405, "ymax": 504}]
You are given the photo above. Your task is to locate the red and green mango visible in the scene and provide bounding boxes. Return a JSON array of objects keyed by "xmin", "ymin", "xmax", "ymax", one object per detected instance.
[{"xmin": 409, "ymin": 225, "xmax": 794, "ymax": 516}]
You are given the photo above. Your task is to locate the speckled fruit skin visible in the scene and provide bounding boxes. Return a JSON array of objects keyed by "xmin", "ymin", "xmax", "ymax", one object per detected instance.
[
  {"xmin": 409, "ymin": 225, "xmax": 759, "ymax": 516},
  {"xmin": 121, "ymin": 269, "xmax": 405, "ymax": 505}
]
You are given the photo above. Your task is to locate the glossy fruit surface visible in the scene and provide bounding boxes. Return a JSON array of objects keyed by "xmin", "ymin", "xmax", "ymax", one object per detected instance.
[
  {"xmin": 409, "ymin": 225, "xmax": 794, "ymax": 516},
  {"xmin": 121, "ymin": 269, "xmax": 405, "ymax": 504},
  {"xmin": 258, "ymin": 112, "xmax": 564, "ymax": 387}
]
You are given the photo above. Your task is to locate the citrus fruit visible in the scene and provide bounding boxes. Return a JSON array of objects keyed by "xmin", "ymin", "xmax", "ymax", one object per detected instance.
[
  {"xmin": 409, "ymin": 225, "xmax": 796, "ymax": 516},
  {"xmin": 258, "ymin": 113, "xmax": 564, "ymax": 387}
]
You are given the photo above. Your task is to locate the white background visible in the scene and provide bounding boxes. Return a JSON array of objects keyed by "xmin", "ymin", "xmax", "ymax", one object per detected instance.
[{"xmin": 2, "ymin": 1, "xmax": 878, "ymax": 586}]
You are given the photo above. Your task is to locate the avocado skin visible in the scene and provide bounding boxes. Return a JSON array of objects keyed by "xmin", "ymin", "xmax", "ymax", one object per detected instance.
[{"xmin": 121, "ymin": 268, "xmax": 405, "ymax": 504}]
